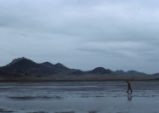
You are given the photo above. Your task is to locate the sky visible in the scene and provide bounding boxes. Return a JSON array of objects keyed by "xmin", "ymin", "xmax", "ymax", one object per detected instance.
[{"xmin": 0, "ymin": 0, "xmax": 159, "ymax": 74}]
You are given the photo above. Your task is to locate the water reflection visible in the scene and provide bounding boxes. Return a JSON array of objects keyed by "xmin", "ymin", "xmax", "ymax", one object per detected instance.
[{"xmin": 127, "ymin": 92, "xmax": 133, "ymax": 101}]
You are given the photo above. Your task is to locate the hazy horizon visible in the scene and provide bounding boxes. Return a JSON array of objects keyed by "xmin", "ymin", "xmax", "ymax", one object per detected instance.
[{"xmin": 0, "ymin": 0, "xmax": 159, "ymax": 73}]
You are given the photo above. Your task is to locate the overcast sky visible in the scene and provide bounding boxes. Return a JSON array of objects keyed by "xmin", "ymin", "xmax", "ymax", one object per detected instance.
[{"xmin": 0, "ymin": 0, "xmax": 159, "ymax": 73}]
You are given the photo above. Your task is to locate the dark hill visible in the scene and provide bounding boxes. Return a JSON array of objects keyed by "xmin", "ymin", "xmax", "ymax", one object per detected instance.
[
  {"xmin": 41, "ymin": 62, "xmax": 54, "ymax": 68},
  {"xmin": 0, "ymin": 58, "xmax": 70, "ymax": 77},
  {"xmin": 115, "ymin": 70, "xmax": 147, "ymax": 76},
  {"xmin": 89, "ymin": 67, "xmax": 112, "ymax": 74},
  {"xmin": 0, "ymin": 57, "xmax": 157, "ymax": 81},
  {"xmin": 54, "ymin": 63, "xmax": 69, "ymax": 71},
  {"xmin": 7, "ymin": 57, "xmax": 39, "ymax": 69}
]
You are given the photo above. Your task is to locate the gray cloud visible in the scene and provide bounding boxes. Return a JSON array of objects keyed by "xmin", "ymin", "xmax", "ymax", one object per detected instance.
[{"xmin": 0, "ymin": 0, "xmax": 159, "ymax": 73}]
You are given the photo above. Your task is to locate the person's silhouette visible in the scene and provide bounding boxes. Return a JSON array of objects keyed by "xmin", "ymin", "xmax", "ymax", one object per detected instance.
[{"xmin": 127, "ymin": 81, "xmax": 132, "ymax": 93}]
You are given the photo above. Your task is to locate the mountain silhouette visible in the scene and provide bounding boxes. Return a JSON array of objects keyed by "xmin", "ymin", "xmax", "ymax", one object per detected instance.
[
  {"xmin": 0, "ymin": 57, "xmax": 157, "ymax": 81},
  {"xmin": 88, "ymin": 67, "xmax": 112, "ymax": 74}
]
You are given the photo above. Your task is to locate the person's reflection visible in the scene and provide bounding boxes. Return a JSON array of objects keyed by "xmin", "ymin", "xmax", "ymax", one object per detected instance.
[
  {"xmin": 126, "ymin": 81, "xmax": 133, "ymax": 101},
  {"xmin": 127, "ymin": 92, "xmax": 132, "ymax": 101}
]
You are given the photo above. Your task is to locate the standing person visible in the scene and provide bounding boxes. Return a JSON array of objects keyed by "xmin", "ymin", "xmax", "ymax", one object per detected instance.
[{"xmin": 127, "ymin": 81, "xmax": 132, "ymax": 93}]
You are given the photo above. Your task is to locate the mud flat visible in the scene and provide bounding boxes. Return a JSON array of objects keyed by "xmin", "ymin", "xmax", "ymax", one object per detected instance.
[{"xmin": 0, "ymin": 81, "xmax": 159, "ymax": 113}]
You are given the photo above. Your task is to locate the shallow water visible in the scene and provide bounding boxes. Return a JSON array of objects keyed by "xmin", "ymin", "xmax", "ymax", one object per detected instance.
[{"xmin": 0, "ymin": 81, "xmax": 159, "ymax": 113}]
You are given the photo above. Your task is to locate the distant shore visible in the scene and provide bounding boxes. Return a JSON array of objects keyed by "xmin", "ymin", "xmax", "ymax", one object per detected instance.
[{"xmin": 0, "ymin": 79, "xmax": 158, "ymax": 83}]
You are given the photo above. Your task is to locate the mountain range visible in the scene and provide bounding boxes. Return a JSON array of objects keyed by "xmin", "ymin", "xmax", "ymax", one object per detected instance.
[{"xmin": 0, "ymin": 57, "xmax": 158, "ymax": 81}]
